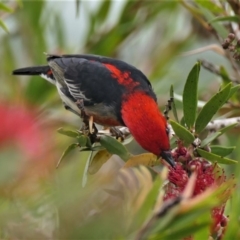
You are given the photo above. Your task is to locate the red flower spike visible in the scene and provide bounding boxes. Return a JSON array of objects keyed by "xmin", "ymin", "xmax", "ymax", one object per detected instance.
[
  {"xmin": 188, "ymin": 159, "xmax": 203, "ymax": 174},
  {"xmin": 164, "ymin": 156, "xmax": 233, "ymax": 239},
  {"xmin": 171, "ymin": 145, "xmax": 191, "ymax": 163},
  {"xmin": 168, "ymin": 163, "xmax": 189, "ymax": 188},
  {"xmin": 0, "ymin": 104, "xmax": 44, "ymax": 159}
]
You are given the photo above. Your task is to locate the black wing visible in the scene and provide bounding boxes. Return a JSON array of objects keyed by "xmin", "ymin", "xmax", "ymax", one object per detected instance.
[
  {"xmin": 49, "ymin": 57, "xmax": 125, "ymax": 108},
  {"xmin": 47, "ymin": 54, "xmax": 156, "ymax": 101}
]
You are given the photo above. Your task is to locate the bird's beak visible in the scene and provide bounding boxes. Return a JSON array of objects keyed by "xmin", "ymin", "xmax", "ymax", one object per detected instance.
[{"xmin": 160, "ymin": 150, "xmax": 175, "ymax": 168}]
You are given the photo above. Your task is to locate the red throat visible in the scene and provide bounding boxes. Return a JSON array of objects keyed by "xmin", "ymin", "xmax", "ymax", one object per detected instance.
[{"xmin": 121, "ymin": 92, "xmax": 170, "ymax": 156}]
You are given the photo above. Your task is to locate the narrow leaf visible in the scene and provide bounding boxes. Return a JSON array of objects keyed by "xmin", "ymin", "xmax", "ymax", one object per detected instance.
[
  {"xmin": 124, "ymin": 153, "xmax": 157, "ymax": 168},
  {"xmin": 56, "ymin": 143, "xmax": 78, "ymax": 168},
  {"xmin": 133, "ymin": 177, "xmax": 163, "ymax": 228},
  {"xmin": 82, "ymin": 151, "xmax": 93, "ymax": 187},
  {"xmin": 209, "ymin": 16, "xmax": 240, "ymax": 23},
  {"xmin": 90, "ymin": 145, "xmax": 105, "ymax": 151},
  {"xmin": 170, "ymin": 85, "xmax": 179, "ymax": 122},
  {"xmin": 170, "ymin": 120, "xmax": 195, "ymax": 145},
  {"xmin": 210, "ymin": 145, "xmax": 235, "ymax": 157},
  {"xmin": 0, "ymin": 19, "xmax": 8, "ymax": 33},
  {"xmin": 161, "ymin": 222, "xmax": 209, "ymax": 240},
  {"xmin": 97, "ymin": 1, "xmax": 111, "ymax": 23},
  {"xmin": 229, "ymin": 85, "xmax": 240, "ymax": 99},
  {"xmin": 88, "ymin": 150, "xmax": 112, "ymax": 175},
  {"xmin": 195, "ymin": 83, "xmax": 232, "ymax": 134},
  {"xmin": 197, "ymin": 148, "xmax": 237, "ymax": 164},
  {"xmin": 76, "ymin": 135, "xmax": 88, "ymax": 147},
  {"xmin": 183, "ymin": 62, "xmax": 200, "ymax": 129},
  {"xmin": 197, "ymin": 4, "xmax": 227, "ymax": 38},
  {"xmin": 195, "ymin": 0, "xmax": 223, "ymax": 13},
  {"xmin": 200, "ymin": 132, "xmax": 221, "ymax": 147},
  {"xmin": 218, "ymin": 122, "xmax": 238, "ymax": 135},
  {"xmin": 219, "ymin": 66, "xmax": 231, "ymax": 83},
  {"xmin": 100, "ymin": 135, "xmax": 131, "ymax": 161},
  {"xmin": 57, "ymin": 128, "xmax": 79, "ymax": 138},
  {"xmin": 0, "ymin": 3, "xmax": 13, "ymax": 12}
]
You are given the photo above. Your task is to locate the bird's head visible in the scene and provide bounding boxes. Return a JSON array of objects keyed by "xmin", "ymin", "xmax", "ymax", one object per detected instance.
[{"xmin": 121, "ymin": 91, "xmax": 175, "ymax": 167}]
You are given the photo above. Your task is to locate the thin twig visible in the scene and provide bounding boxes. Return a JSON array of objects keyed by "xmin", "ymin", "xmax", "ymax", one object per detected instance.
[
  {"xmin": 96, "ymin": 117, "xmax": 240, "ymax": 140},
  {"xmin": 199, "ymin": 59, "xmax": 239, "ymax": 83},
  {"xmin": 205, "ymin": 117, "xmax": 240, "ymax": 132}
]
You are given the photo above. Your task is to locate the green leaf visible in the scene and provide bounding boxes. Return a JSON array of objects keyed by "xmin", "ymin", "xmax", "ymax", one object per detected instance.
[
  {"xmin": 124, "ymin": 153, "xmax": 157, "ymax": 168},
  {"xmin": 170, "ymin": 119, "xmax": 195, "ymax": 145},
  {"xmin": 195, "ymin": 0, "xmax": 223, "ymax": 13},
  {"xmin": 97, "ymin": 1, "xmax": 111, "ymax": 23},
  {"xmin": 100, "ymin": 135, "xmax": 131, "ymax": 161},
  {"xmin": 218, "ymin": 122, "xmax": 238, "ymax": 134},
  {"xmin": 210, "ymin": 145, "xmax": 235, "ymax": 157},
  {"xmin": 195, "ymin": 4, "xmax": 227, "ymax": 38},
  {"xmin": 195, "ymin": 83, "xmax": 232, "ymax": 134},
  {"xmin": 0, "ymin": 19, "xmax": 8, "ymax": 33},
  {"xmin": 0, "ymin": 3, "xmax": 13, "ymax": 12},
  {"xmin": 170, "ymin": 85, "xmax": 179, "ymax": 123},
  {"xmin": 56, "ymin": 143, "xmax": 78, "ymax": 168},
  {"xmin": 88, "ymin": 149, "xmax": 112, "ymax": 175},
  {"xmin": 90, "ymin": 145, "xmax": 105, "ymax": 151},
  {"xmin": 209, "ymin": 16, "xmax": 240, "ymax": 23},
  {"xmin": 57, "ymin": 128, "xmax": 79, "ymax": 138},
  {"xmin": 229, "ymin": 85, "xmax": 240, "ymax": 99},
  {"xmin": 183, "ymin": 62, "xmax": 200, "ymax": 129},
  {"xmin": 133, "ymin": 176, "xmax": 163, "ymax": 229},
  {"xmin": 82, "ymin": 151, "xmax": 94, "ymax": 187},
  {"xmin": 180, "ymin": 116, "xmax": 186, "ymax": 126},
  {"xmin": 76, "ymin": 135, "xmax": 88, "ymax": 147},
  {"xmin": 160, "ymin": 222, "xmax": 209, "ymax": 240},
  {"xmin": 219, "ymin": 66, "xmax": 232, "ymax": 83},
  {"xmin": 200, "ymin": 132, "xmax": 221, "ymax": 147},
  {"xmin": 197, "ymin": 148, "xmax": 237, "ymax": 165}
]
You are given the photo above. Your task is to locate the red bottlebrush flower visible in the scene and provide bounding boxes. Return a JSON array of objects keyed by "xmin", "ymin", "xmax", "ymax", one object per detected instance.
[
  {"xmin": 164, "ymin": 163, "xmax": 188, "ymax": 201},
  {"xmin": 164, "ymin": 145, "xmax": 233, "ymax": 239},
  {"xmin": 0, "ymin": 103, "xmax": 44, "ymax": 158},
  {"xmin": 193, "ymin": 164, "xmax": 215, "ymax": 195},
  {"xmin": 171, "ymin": 141, "xmax": 191, "ymax": 163},
  {"xmin": 168, "ymin": 163, "xmax": 189, "ymax": 188}
]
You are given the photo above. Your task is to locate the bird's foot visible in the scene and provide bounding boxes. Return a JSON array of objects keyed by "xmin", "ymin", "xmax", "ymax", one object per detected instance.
[
  {"xmin": 79, "ymin": 115, "xmax": 98, "ymax": 144},
  {"xmin": 110, "ymin": 127, "xmax": 125, "ymax": 142}
]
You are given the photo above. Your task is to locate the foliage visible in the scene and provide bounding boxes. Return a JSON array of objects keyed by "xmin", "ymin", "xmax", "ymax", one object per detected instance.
[{"xmin": 1, "ymin": 0, "xmax": 240, "ymax": 239}]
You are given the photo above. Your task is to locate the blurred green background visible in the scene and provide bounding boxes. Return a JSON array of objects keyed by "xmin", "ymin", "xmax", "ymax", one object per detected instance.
[{"xmin": 0, "ymin": 1, "xmax": 240, "ymax": 239}]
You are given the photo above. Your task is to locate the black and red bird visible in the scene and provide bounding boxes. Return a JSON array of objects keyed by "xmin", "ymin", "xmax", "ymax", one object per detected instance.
[{"xmin": 12, "ymin": 54, "xmax": 175, "ymax": 167}]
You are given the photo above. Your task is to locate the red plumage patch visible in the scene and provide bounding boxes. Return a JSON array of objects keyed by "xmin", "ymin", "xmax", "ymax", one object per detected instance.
[
  {"xmin": 121, "ymin": 91, "xmax": 169, "ymax": 156},
  {"xmin": 104, "ymin": 64, "xmax": 139, "ymax": 91}
]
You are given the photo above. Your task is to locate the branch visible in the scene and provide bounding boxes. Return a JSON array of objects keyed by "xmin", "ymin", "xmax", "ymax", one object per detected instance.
[
  {"xmin": 205, "ymin": 117, "xmax": 240, "ymax": 132},
  {"xmin": 199, "ymin": 59, "xmax": 239, "ymax": 83},
  {"xmin": 98, "ymin": 117, "xmax": 240, "ymax": 139}
]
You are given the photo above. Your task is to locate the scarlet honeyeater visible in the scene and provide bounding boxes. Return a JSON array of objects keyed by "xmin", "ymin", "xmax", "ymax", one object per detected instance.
[{"xmin": 13, "ymin": 54, "xmax": 175, "ymax": 167}]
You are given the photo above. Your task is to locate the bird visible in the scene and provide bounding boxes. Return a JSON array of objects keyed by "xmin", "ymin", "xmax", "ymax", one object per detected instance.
[{"xmin": 12, "ymin": 54, "xmax": 175, "ymax": 167}]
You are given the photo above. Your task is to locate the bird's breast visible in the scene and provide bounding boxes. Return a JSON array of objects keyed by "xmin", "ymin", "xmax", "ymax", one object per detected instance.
[{"xmin": 84, "ymin": 103, "xmax": 123, "ymax": 126}]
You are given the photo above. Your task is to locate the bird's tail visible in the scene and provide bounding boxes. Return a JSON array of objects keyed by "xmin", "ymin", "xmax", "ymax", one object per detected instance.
[{"xmin": 12, "ymin": 65, "xmax": 55, "ymax": 85}]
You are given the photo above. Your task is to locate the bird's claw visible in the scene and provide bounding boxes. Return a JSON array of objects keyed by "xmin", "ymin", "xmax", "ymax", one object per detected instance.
[{"xmin": 110, "ymin": 127, "xmax": 125, "ymax": 141}]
